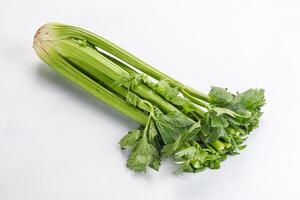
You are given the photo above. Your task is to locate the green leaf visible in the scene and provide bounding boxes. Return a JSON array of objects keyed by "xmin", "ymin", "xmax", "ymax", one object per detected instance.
[
  {"xmin": 161, "ymin": 143, "xmax": 175, "ymax": 158},
  {"xmin": 238, "ymin": 144, "xmax": 247, "ymax": 150},
  {"xmin": 147, "ymin": 119, "xmax": 162, "ymax": 153},
  {"xmin": 226, "ymin": 88, "xmax": 265, "ymax": 131},
  {"xmin": 161, "ymin": 121, "xmax": 201, "ymax": 157},
  {"xmin": 208, "ymin": 88, "xmax": 265, "ymax": 138},
  {"xmin": 126, "ymin": 92, "xmax": 139, "ymax": 107},
  {"xmin": 233, "ymin": 88, "xmax": 265, "ymax": 110},
  {"xmin": 126, "ymin": 136, "xmax": 159, "ymax": 172},
  {"xmin": 149, "ymin": 156, "xmax": 160, "ymax": 171},
  {"xmin": 148, "ymin": 120, "xmax": 159, "ymax": 142},
  {"xmin": 114, "ymin": 73, "xmax": 151, "ymax": 90},
  {"xmin": 180, "ymin": 122, "xmax": 201, "ymax": 142},
  {"xmin": 191, "ymin": 160, "xmax": 201, "ymax": 169},
  {"xmin": 154, "ymin": 110, "xmax": 194, "ymax": 144},
  {"xmin": 210, "ymin": 115, "xmax": 229, "ymax": 128},
  {"xmin": 174, "ymin": 142, "xmax": 223, "ymax": 173},
  {"xmin": 119, "ymin": 129, "xmax": 142, "ymax": 149},
  {"xmin": 150, "ymin": 79, "xmax": 190, "ymax": 107},
  {"xmin": 175, "ymin": 146, "xmax": 197, "ymax": 158},
  {"xmin": 209, "ymin": 87, "xmax": 233, "ymax": 106},
  {"xmin": 157, "ymin": 79, "xmax": 179, "ymax": 100},
  {"xmin": 121, "ymin": 115, "xmax": 161, "ymax": 172},
  {"xmin": 175, "ymin": 162, "xmax": 195, "ymax": 173},
  {"xmin": 205, "ymin": 127, "xmax": 227, "ymax": 143}
]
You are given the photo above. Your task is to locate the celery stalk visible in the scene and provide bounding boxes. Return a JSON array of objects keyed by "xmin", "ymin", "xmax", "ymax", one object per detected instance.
[
  {"xmin": 33, "ymin": 27, "xmax": 148, "ymax": 125},
  {"xmin": 33, "ymin": 23, "xmax": 265, "ymax": 174}
]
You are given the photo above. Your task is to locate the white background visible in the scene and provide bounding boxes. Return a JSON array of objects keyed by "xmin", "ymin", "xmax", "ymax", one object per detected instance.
[{"xmin": 1, "ymin": 0, "xmax": 300, "ymax": 199}]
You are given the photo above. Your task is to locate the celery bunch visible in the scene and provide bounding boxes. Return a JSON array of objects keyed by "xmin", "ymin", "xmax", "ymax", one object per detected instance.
[{"xmin": 33, "ymin": 23, "xmax": 265, "ymax": 173}]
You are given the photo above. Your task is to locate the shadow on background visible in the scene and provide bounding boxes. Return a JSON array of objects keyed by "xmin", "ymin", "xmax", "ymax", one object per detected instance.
[{"xmin": 35, "ymin": 62, "xmax": 138, "ymax": 129}]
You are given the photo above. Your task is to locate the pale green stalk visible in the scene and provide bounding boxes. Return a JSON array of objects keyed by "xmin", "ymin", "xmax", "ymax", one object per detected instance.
[
  {"xmin": 33, "ymin": 28, "xmax": 148, "ymax": 125},
  {"xmin": 54, "ymin": 38, "xmax": 179, "ymax": 114},
  {"xmin": 47, "ymin": 23, "xmax": 210, "ymax": 102}
]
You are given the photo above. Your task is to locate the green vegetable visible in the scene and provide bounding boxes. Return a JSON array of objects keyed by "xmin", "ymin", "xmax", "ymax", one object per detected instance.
[{"xmin": 33, "ymin": 23, "xmax": 265, "ymax": 173}]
